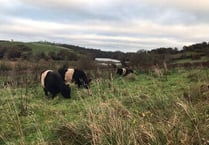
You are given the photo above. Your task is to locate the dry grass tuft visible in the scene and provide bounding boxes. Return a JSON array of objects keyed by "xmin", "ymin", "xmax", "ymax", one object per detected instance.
[
  {"xmin": 125, "ymin": 73, "xmax": 137, "ymax": 81},
  {"xmin": 183, "ymin": 83, "xmax": 209, "ymax": 103},
  {"xmin": 55, "ymin": 123, "xmax": 92, "ymax": 145}
]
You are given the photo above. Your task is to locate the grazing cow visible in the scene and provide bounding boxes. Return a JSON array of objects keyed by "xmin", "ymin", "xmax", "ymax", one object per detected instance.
[
  {"xmin": 41, "ymin": 70, "xmax": 71, "ymax": 98},
  {"xmin": 58, "ymin": 67, "xmax": 91, "ymax": 89},
  {"xmin": 116, "ymin": 68, "xmax": 133, "ymax": 76}
]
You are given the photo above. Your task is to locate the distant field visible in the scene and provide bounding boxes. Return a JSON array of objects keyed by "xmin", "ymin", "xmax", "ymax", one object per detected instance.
[
  {"xmin": 0, "ymin": 41, "xmax": 72, "ymax": 54},
  {"xmin": 173, "ymin": 58, "xmax": 207, "ymax": 64},
  {"xmin": 0, "ymin": 68, "xmax": 209, "ymax": 144},
  {"xmin": 25, "ymin": 42, "xmax": 69, "ymax": 54},
  {"xmin": 171, "ymin": 51, "xmax": 209, "ymax": 64},
  {"xmin": 1, "ymin": 41, "xmax": 209, "ymax": 67}
]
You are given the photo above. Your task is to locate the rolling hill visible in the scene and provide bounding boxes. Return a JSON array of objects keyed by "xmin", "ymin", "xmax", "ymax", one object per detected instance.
[{"xmin": 0, "ymin": 40, "xmax": 209, "ymax": 68}]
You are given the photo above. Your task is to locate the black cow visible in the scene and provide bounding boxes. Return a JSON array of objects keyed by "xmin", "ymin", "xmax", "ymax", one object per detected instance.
[
  {"xmin": 116, "ymin": 68, "xmax": 133, "ymax": 76},
  {"xmin": 41, "ymin": 70, "xmax": 71, "ymax": 98},
  {"xmin": 58, "ymin": 67, "xmax": 91, "ymax": 89}
]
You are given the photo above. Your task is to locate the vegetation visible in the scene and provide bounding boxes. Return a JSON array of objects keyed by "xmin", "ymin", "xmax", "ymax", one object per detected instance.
[
  {"xmin": 1, "ymin": 40, "xmax": 209, "ymax": 69},
  {"xmin": 0, "ymin": 40, "xmax": 209, "ymax": 144},
  {"xmin": 0, "ymin": 41, "xmax": 79, "ymax": 61},
  {"xmin": 0, "ymin": 67, "xmax": 209, "ymax": 145}
]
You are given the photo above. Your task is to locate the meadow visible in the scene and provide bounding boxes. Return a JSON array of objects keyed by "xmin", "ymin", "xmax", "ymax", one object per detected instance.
[{"xmin": 0, "ymin": 65, "xmax": 209, "ymax": 145}]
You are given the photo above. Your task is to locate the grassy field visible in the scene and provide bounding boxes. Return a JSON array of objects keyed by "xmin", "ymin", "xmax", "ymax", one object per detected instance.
[
  {"xmin": 0, "ymin": 68, "xmax": 209, "ymax": 145},
  {"xmin": 0, "ymin": 41, "xmax": 70, "ymax": 55},
  {"xmin": 25, "ymin": 42, "xmax": 69, "ymax": 55}
]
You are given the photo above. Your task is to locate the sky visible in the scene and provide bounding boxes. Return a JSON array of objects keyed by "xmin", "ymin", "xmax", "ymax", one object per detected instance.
[{"xmin": 0, "ymin": 0, "xmax": 209, "ymax": 52}]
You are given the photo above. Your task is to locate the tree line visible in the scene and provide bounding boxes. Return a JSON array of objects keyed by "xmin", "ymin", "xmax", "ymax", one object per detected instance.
[
  {"xmin": 0, "ymin": 44, "xmax": 78, "ymax": 61},
  {"xmin": 0, "ymin": 41, "xmax": 209, "ymax": 69}
]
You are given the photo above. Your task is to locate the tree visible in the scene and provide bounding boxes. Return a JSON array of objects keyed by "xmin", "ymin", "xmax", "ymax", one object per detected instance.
[
  {"xmin": 0, "ymin": 46, "xmax": 6, "ymax": 59},
  {"xmin": 77, "ymin": 55, "xmax": 95, "ymax": 70},
  {"xmin": 6, "ymin": 48, "xmax": 21, "ymax": 60}
]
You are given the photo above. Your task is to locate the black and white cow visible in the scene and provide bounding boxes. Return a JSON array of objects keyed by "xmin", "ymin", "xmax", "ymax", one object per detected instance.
[
  {"xmin": 116, "ymin": 68, "xmax": 133, "ymax": 76},
  {"xmin": 41, "ymin": 70, "xmax": 71, "ymax": 98},
  {"xmin": 58, "ymin": 67, "xmax": 91, "ymax": 89}
]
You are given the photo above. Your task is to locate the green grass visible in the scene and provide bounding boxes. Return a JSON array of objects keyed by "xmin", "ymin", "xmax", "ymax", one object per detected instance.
[
  {"xmin": 0, "ymin": 68, "xmax": 209, "ymax": 144},
  {"xmin": 171, "ymin": 51, "xmax": 209, "ymax": 64},
  {"xmin": 25, "ymin": 42, "xmax": 69, "ymax": 54},
  {"xmin": 0, "ymin": 40, "xmax": 24, "ymax": 46},
  {"xmin": 174, "ymin": 58, "xmax": 207, "ymax": 64},
  {"xmin": 0, "ymin": 41, "xmax": 73, "ymax": 55}
]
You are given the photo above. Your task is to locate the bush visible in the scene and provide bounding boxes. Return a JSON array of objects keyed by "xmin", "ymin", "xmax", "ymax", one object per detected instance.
[
  {"xmin": 58, "ymin": 50, "xmax": 78, "ymax": 61},
  {"xmin": 0, "ymin": 61, "xmax": 12, "ymax": 71},
  {"xmin": 6, "ymin": 49, "xmax": 21, "ymax": 60},
  {"xmin": 35, "ymin": 52, "xmax": 49, "ymax": 60},
  {"xmin": 0, "ymin": 47, "xmax": 6, "ymax": 59},
  {"xmin": 77, "ymin": 56, "xmax": 96, "ymax": 70}
]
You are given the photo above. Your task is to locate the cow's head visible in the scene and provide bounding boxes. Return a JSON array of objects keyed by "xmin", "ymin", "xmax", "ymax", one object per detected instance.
[
  {"xmin": 61, "ymin": 84, "xmax": 71, "ymax": 98},
  {"xmin": 79, "ymin": 78, "xmax": 92, "ymax": 89},
  {"xmin": 58, "ymin": 66, "xmax": 68, "ymax": 81}
]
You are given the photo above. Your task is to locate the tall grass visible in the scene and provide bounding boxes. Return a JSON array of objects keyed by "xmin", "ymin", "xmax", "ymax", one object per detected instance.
[
  {"xmin": 0, "ymin": 87, "xmax": 47, "ymax": 145},
  {"xmin": 0, "ymin": 68, "xmax": 209, "ymax": 144}
]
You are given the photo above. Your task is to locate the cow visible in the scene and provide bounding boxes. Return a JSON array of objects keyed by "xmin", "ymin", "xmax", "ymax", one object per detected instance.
[
  {"xmin": 58, "ymin": 67, "xmax": 91, "ymax": 89},
  {"xmin": 116, "ymin": 68, "xmax": 133, "ymax": 76},
  {"xmin": 41, "ymin": 70, "xmax": 71, "ymax": 98}
]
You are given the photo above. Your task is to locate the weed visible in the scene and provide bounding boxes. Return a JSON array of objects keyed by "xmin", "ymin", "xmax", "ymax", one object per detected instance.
[{"xmin": 0, "ymin": 68, "xmax": 209, "ymax": 144}]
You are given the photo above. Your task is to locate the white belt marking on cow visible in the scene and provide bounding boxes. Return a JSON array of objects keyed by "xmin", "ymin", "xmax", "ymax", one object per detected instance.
[
  {"xmin": 65, "ymin": 69, "xmax": 74, "ymax": 84},
  {"xmin": 122, "ymin": 68, "xmax": 126, "ymax": 76},
  {"xmin": 41, "ymin": 70, "xmax": 52, "ymax": 87}
]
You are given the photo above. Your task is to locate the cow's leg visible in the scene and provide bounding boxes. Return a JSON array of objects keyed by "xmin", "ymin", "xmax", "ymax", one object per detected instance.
[
  {"xmin": 51, "ymin": 94, "xmax": 56, "ymax": 99},
  {"xmin": 44, "ymin": 88, "xmax": 48, "ymax": 96},
  {"xmin": 78, "ymin": 83, "xmax": 81, "ymax": 88}
]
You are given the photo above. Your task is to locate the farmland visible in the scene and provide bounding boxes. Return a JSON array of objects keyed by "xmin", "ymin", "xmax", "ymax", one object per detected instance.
[
  {"xmin": 0, "ymin": 41, "xmax": 209, "ymax": 144},
  {"xmin": 0, "ymin": 66, "xmax": 209, "ymax": 145}
]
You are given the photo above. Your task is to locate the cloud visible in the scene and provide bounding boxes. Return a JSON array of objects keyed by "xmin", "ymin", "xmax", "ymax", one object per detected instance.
[
  {"xmin": 142, "ymin": 0, "xmax": 209, "ymax": 12},
  {"xmin": 18, "ymin": 0, "xmax": 118, "ymax": 13},
  {"xmin": 3, "ymin": 0, "xmax": 209, "ymax": 25},
  {"xmin": 0, "ymin": 0, "xmax": 18, "ymax": 8},
  {"xmin": 18, "ymin": 0, "xmax": 209, "ymax": 12},
  {"xmin": 1, "ymin": 16, "xmax": 208, "ymax": 52},
  {"xmin": 0, "ymin": 0, "xmax": 209, "ymax": 52},
  {"xmin": 19, "ymin": 0, "xmax": 87, "ymax": 8}
]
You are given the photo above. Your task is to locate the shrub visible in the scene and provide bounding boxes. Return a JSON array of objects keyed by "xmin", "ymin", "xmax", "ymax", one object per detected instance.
[
  {"xmin": 0, "ymin": 47, "xmax": 6, "ymax": 59},
  {"xmin": 6, "ymin": 49, "xmax": 21, "ymax": 60},
  {"xmin": 77, "ymin": 56, "xmax": 96, "ymax": 70},
  {"xmin": 0, "ymin": 61, "xmax": 12, "ymax": 71},
  {"xmin": 125, "ymin": 73, "xmax": 137, "ymax": 81}
]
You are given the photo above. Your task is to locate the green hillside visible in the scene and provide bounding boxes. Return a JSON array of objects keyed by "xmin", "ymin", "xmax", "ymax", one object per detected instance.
[
  {"xmin": 25, "ymin": 42, "xmax": 69, "ymax": 54},
  {"xmin": 0, "ymin": 41, "xmax": 80, "ymax": 61},
  {"xmin": 0, "ymin": 40, "xmax": 209, "ymax": 68},
  {"xmin": 0, "ymin": 41, "xmax": 74, "ymax": 55}
]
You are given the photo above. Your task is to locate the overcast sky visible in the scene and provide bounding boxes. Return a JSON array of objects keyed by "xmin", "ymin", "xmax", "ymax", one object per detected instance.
[{"xmin": 0, "ymin": 0, "xmax": 209, "ymax": 52}]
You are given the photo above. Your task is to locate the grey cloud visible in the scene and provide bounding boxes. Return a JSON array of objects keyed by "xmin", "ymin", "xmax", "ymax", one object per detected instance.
[
  {"xmin": 1, "ymin": 0, "xmax": 209, "ymax": 52},
  {"xmin": 3, "ymin": 0, "xmax": 207, "ymax": 26}
]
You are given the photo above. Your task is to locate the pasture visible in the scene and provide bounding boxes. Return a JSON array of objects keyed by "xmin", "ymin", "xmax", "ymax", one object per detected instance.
[{"xmin": 0, "ymin": 66, "xmax": 209, "ymax": 145}]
